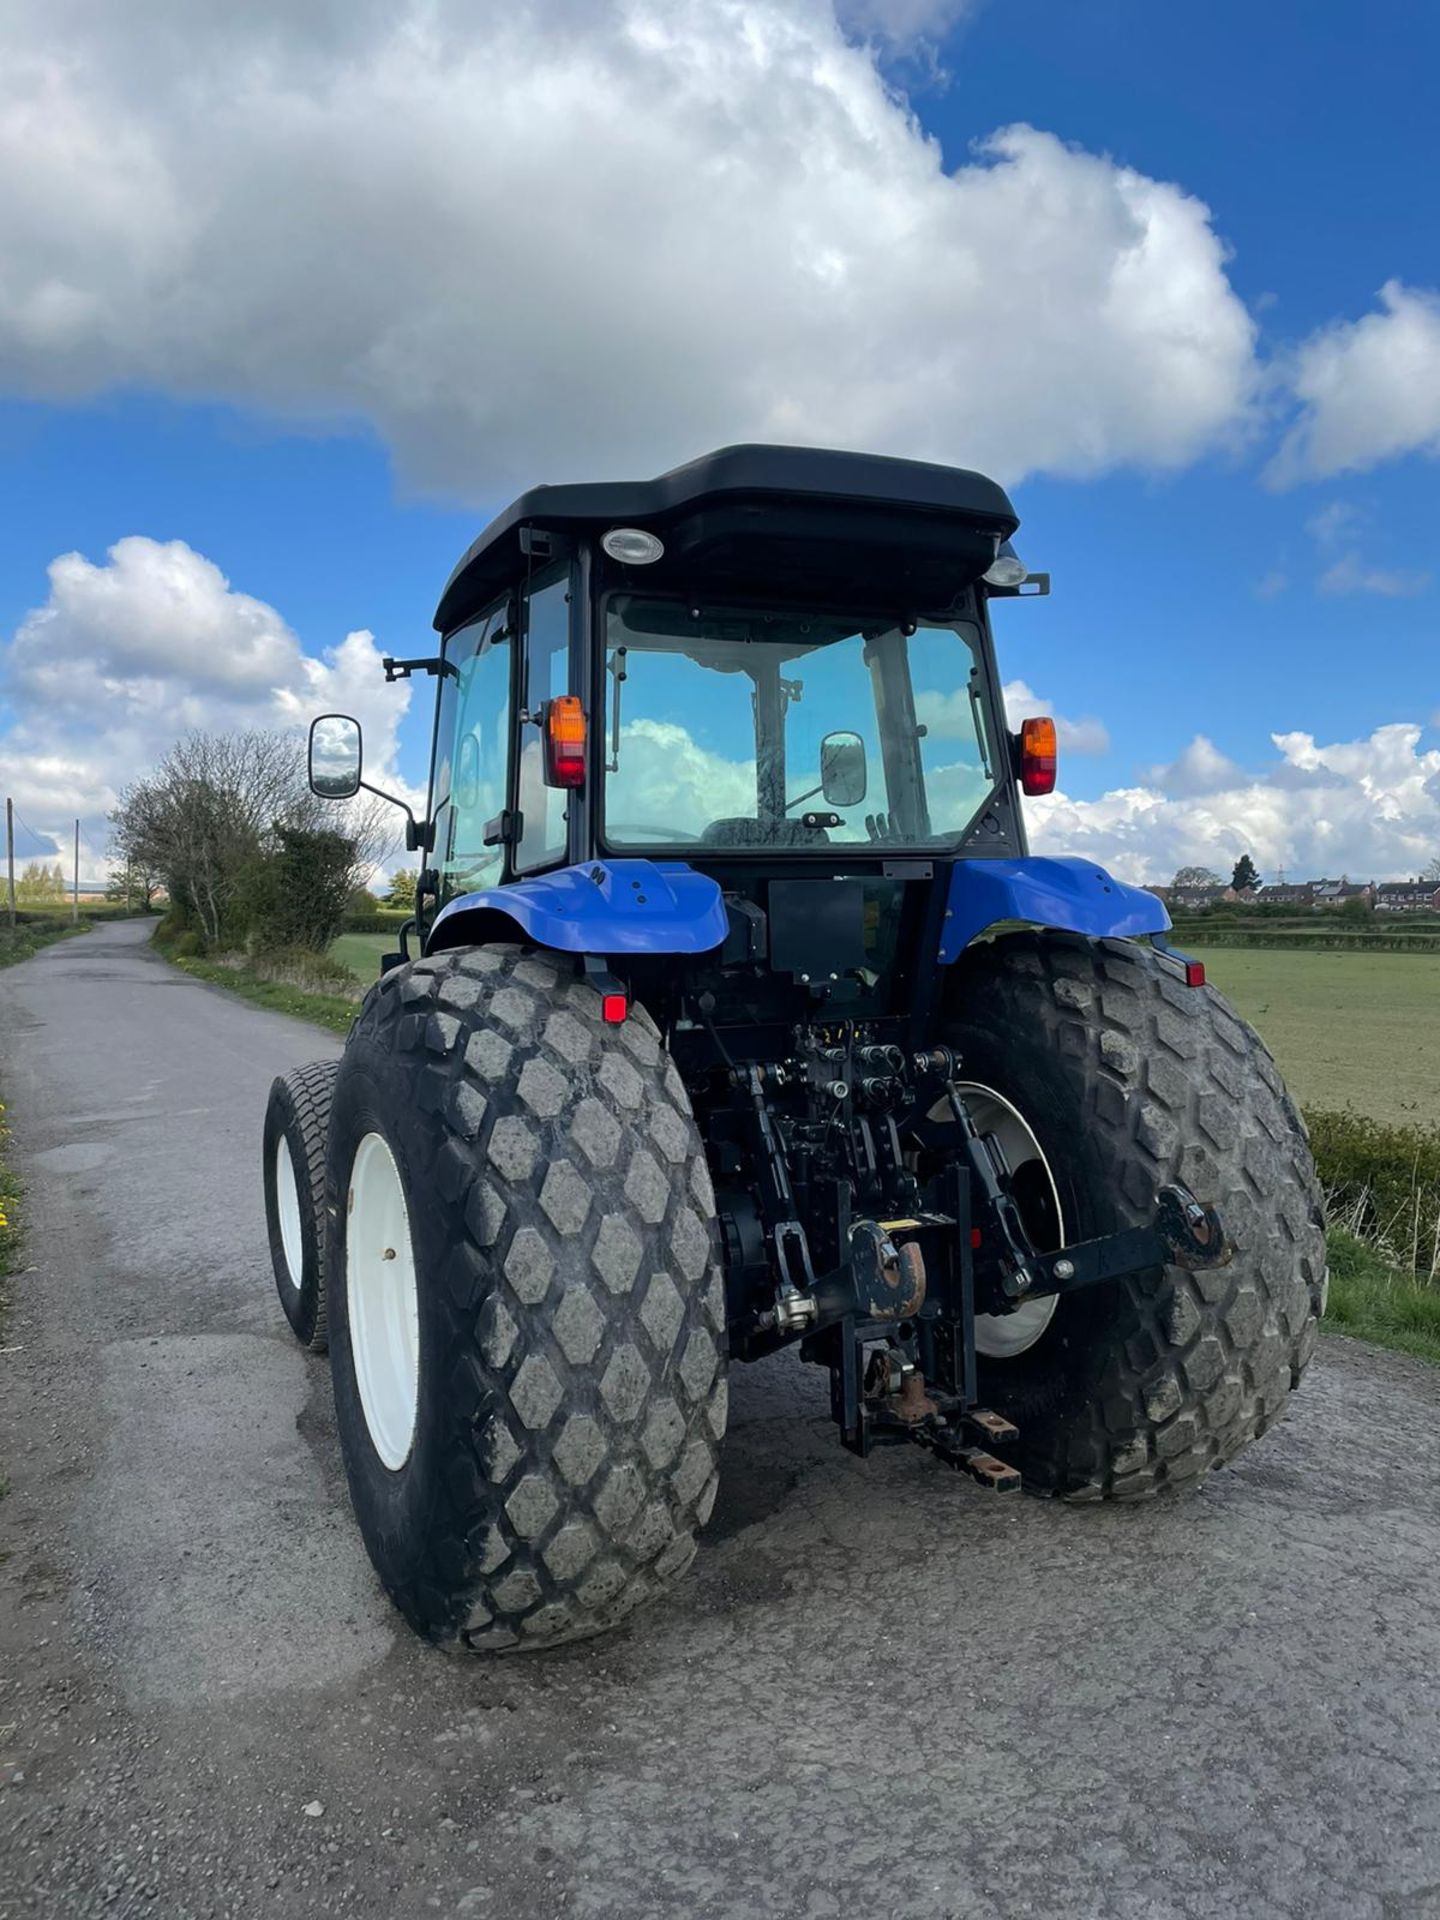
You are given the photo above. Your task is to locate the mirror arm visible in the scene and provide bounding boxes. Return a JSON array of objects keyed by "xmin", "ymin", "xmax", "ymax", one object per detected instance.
[
  {"xmin": 358, "ymin": 779, "xmax": 434, "ymax": 854},
  {"xmin": 782, "ymin": 780, "xmax": 825, "ymax": 816},
  {"xmin": 383, "ymin": 655, "xmax": 459, "ymax": 684}
]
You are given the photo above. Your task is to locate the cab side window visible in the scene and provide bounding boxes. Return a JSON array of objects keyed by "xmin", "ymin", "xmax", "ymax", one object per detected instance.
[
  {"xmin": 514, "ymin": 565, "xmax": 574, "ymax": 873},
  {"xmin": 433, "ymin": 597, "xmax": 512, "ymax": 907}
]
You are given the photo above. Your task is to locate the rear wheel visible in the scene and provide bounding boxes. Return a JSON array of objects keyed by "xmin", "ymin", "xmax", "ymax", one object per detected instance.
[
  {"xmin": 326, "ymin": 945, "xmax": 728, "ymax": 1650},
  {"xmin": 942, "ymin": 932, "xmax": 1325, "ymax": 1499},
  {"xmin": 263, "ymin": 1060, "xmax": 337, "ymax": 1351}
]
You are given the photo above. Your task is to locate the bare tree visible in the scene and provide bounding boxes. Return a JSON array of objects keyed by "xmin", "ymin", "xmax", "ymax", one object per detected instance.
[{"xmin": 111, "ymin": 728, "xmax": 397, "ymax": 949}]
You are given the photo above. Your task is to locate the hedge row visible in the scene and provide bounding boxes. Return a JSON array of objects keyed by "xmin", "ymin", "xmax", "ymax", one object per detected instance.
[
  {"xmin": 341, "ymin": 909, "xmax": 414, "ymax": 933},
  {"xmin": 9, "ymin": 900, "xmax": 150, "ymax": 923},
  {"xmin": 1306, "ymin": 1109, "xmax": 1440, "ymax": 1281},
  {"xmin": 1175, "ymin": 914, "xmax": 1440, "ymax": 934},
  {"xmin": 1184, "ymin": 929, "xmax": 1440, "ymax": 953}
]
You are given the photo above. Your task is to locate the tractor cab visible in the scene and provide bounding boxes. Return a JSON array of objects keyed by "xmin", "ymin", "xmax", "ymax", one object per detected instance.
[
  {"xmin": 414, "ymin": 445, "xmax": 1041, "ymax": 909},
  {"xmin": 349, "ymin": 445, "xmax": 1085, "ymax": 1026}
]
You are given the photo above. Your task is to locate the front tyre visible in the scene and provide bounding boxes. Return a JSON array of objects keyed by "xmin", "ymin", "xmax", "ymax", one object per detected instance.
[
  {"xmin": 944, "ymin": 933, "xmax": 1326, "ymax": 1499},
  {"xmin": 263, "ymin": 1060, "xmax": 338, "ymax": 1351},
  {"xmin": 326, "ymin": 946, "xmax": 728, "ymax": 1650}
]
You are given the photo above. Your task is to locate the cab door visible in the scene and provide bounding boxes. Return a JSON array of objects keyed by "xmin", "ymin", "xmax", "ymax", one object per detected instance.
[
  {"xmin": 430, "ymin": 594, "xmax": 514, "ymax": 911},
  {"xmin": 513, "ymin": 562, "xmax": 576, "ymax": 874}
]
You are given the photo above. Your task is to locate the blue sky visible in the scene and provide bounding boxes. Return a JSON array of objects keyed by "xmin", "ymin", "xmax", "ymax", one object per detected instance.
[{"xmin": 0, "ymin": 0, "xmax": 1436, "ymax": 883}]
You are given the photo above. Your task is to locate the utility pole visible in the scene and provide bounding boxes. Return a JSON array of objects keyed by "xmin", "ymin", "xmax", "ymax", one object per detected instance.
[
  {"xmin": 73, "ymin": 818, "xmax": 80, "ymax": 924},
  {"xmin": 5, "ymin": 797, "xmax": 14, "ymax": 930}
]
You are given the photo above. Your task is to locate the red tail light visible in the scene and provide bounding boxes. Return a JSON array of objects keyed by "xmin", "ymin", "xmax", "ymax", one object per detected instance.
[
  {"xmin": 544, "ymin": 695, "xmax": 586, "ymax": 789},
  {"xmin": 1020, "ymin": 716, "xmax": 1057, "ymax": 796}
]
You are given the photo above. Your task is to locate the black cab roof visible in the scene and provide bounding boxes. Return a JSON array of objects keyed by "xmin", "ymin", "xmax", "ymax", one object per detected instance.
[{"xmin": 433, "ymin": 443, "xmax": 1019, "ymax": 632}]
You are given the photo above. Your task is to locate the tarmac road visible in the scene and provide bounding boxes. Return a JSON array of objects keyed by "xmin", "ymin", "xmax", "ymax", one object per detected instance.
[{"xmin": 1, "ymin": 916, "xmax": 1438, "ymax": 1920}]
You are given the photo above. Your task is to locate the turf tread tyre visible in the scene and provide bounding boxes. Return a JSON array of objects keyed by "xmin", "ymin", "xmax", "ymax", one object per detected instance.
[
  {"xmin": 263, "ymin": 1059, "xmax": 337, "ymax": 1351},
  {"xmin": 326, "ymin": 944, "xmax": 727, "ymax": 1651},
  {"xmin": 947, "ymin": 933, "xmax": 1325, "ymax": 1500}
]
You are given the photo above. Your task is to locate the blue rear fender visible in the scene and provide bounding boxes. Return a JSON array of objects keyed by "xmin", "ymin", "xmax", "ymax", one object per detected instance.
[
  {"xmin": 427, "ymin": 858, "xmax": 729, "ymax": 956},
  {"xmin": 938, "ymin": 856, "xmax": 1169, "ymax": 964},
  {"xmin": 426, "ymin": 852, "xmax": 1166, "ymax": 967}
]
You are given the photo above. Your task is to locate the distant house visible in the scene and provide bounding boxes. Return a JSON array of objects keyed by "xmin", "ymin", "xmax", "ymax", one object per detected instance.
[
  {"xmin": 1374, "ymin": 879, "xmax": 1440, "ymax": 913},
  {"xmin": 1170, "ymin": 884, "xmax": 1232, "ymax": 913},
  {"xmin": 1256, "ymin": 878, "xmax": 1372, "ymax": 910},
  {"xmin": 1255, "ymin": 883, "xmax": 1317, "ymax": 908},
  {"xmin": 1313, "ymin": 878, "xmax": 1373, "ymax": 908}
]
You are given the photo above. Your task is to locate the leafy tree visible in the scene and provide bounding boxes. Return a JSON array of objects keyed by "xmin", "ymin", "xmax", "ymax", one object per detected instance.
[
  {"xmin": 105, "ymin": 860, "xmax": 163, "ymax": 910},
  {"xmin": 1230, "ymin": 853, "xmax": 1261, "ymax": 893},
  {"xmin": 386, "ymin": 868, "xmax": 418, "ymax": 911},
  {"xmin": 15, "ymin": 860, "xmax": 66, "ymax": 903},
  {"xmin": 1170, "ymin": 865, "xmax": 1222, "ymax": 890},
  {"xmin": 240, "ymin": 823, "xmax": 359, "ymax": 952}
]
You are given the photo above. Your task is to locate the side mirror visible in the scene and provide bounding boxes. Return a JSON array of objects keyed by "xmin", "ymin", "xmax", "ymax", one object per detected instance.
[
  {"xmin": 820, "ymin": 730, "xmax": 867, "ymax": 808},
  {"xmin": 309, "ymin": 713, "xmax": 362, "ymax": 799}
]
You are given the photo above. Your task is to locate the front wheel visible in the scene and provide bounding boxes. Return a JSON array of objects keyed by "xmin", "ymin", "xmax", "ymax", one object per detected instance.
[
  {"xmin": 263, "ymin": 1060, "xmax": 337, "ymax": 1350},
  {"xmin": 941, "ymin": 933, "xmax": 1326, "ymax": 1499},
  {"xmin": 326, "ymin": 945, "xmax": 728, "ymax": 1650}
]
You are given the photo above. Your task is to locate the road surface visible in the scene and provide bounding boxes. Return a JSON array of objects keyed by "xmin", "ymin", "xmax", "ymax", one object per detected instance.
[{"xmin": 1, "ymin": 917, "xmax": 1438, "ymax": 1919}]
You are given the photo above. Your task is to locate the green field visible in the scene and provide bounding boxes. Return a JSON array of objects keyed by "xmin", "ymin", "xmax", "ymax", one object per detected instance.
[
  {"xmin": 330, "ymin": 931, "xmax": 394, "ymax": 984},
  {"xmin": 1187, "ymin": 945, "xmax": 1440, "ymax": 1125}
]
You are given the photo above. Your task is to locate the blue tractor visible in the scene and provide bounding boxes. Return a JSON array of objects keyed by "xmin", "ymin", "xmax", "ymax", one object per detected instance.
[{"xmin": 262, "ymin": 445, "xmax": 1325, "ymax": 1651}]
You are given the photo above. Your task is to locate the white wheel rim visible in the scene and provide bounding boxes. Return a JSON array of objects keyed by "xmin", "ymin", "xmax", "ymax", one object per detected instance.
[
  {"xmin": 275, "ymin": 1135, "xmax": 305, "ymax": 1292},
  {"xmin": 346, "ymin": 1131, "xmax": 421, "ymax": 1471},
  {"xmin": 927, "ymin": 1080, "xmax": 1066, "ymax": 1360}
]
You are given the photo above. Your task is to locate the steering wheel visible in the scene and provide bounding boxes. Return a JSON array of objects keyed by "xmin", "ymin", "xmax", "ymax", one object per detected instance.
[{"xmin": 605, "ymin": 823, "xmax": 703, "ymax": 843}]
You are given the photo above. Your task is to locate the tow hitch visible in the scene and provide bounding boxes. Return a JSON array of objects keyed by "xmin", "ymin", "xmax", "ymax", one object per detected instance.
[
  {"xmin": 811, "ymin": 1085, "xmax": 1233, "ymax": 1485},
  {"xmin": 947, "ymin": 1087, "xmax": 1232, "ymax": 1309}
]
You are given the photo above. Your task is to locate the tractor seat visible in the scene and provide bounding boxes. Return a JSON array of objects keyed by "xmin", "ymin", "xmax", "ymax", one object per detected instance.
[{"xmin": 701, "ymin": 816, "xmax": 832, "ymax": 848}]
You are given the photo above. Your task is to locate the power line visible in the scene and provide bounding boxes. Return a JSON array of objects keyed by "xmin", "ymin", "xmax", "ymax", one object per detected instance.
[
  {"xmin": 8, "ymin": 807, "xmax": 108, "ymax": 869},
  {"xmin": 8, "ymin": 805, "xmax": 56, "ymax": 852}
]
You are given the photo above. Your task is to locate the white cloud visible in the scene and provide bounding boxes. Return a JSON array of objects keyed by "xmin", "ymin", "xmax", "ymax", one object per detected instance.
[
  {"xmin": 1027, "ymin": 722, "xmax": 1440, "ymax": 884},
  {"xmin": 1139, "ymin": 733, "xmax": 1245, "ymax": 796},
  {"xmin": 0, "ymin": 537, "xmax": 417, "ymax": 881},
  {"xmin": 607, "ymin": 719, "xmax": 756, "ymax": 836},
  {"xmin": 1305, "ymin": 501, "xmax": 1360, "ymax": 546},
  {"xmin": 1316, "ymin": 552, "xmax": 1430, "ymax": 598},
  {"xmin": 836, "ymin": 0, "xmax": 978, "ymax": 52},
  {"xmin": 0, "ymin": 1, "xmax": 1260, "ymax": 501},
  {"xmin": 998, "ymin": 678, "xmax": 1109, "ymax": 755},
  {"xmin": 1254, "ymin": 569, "xmax": 1287, "ymax": 600},
  {"xmin": 1269, "ymin": 282, "xmax": 1440, "ymax": 486}
]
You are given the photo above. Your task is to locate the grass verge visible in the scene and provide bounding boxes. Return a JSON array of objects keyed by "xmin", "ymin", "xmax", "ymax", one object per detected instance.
[
  {"xmin": 1323, "ymin": 1225, "xmax": 1440, "ymax": 1366},
  {"xmin": 0, "ymin": 919, "xmax": 92, "ymax": 969},
  {"xmin": 168, "ymin": 953, "xmax": 359, "ymax": 1037}
]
